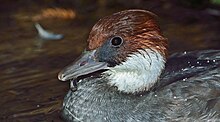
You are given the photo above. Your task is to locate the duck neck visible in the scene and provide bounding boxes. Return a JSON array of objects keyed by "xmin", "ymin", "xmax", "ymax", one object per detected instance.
[{"xmin": 103, "ymin": 49, "xmax": 166, "ymax": 94}]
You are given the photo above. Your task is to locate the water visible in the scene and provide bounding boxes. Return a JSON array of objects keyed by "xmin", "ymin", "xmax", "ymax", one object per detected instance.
[{"xmin": 0, "ymin": 1, "xmax": 219, "ymax": 121}]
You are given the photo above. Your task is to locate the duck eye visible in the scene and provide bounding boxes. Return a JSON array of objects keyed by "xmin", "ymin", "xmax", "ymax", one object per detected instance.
[{"xmin": 110, "ymin": 36, "xmax": 123, "ymax": 47}]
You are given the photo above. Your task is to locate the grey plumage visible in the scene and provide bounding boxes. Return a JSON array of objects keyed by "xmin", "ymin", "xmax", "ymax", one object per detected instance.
[{"xmin": 62, "ymin": 50, "xmax": 220, "ymax": 121}]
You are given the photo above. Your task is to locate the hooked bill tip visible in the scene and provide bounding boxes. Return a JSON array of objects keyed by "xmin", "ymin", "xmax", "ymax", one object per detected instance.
[{"xmin": 58, "ymin": 72, "xmax": 66, "ymax": 81}]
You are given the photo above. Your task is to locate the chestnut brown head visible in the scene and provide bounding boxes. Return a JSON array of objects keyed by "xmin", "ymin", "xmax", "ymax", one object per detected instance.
[{"xmin": 87, "ymin": 10, "xmax": 167, "ymax": 66}]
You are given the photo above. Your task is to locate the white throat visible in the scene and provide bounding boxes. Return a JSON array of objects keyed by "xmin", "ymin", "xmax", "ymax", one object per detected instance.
[{"xmin": 103, "ymin": 49, "xmax": 165, "ymax": 93}]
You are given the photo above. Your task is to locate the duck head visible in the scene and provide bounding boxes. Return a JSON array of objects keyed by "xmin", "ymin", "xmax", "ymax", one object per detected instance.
[{"xmin": 58, "ymin": 9, "xmax": 168, "ymax": 94}]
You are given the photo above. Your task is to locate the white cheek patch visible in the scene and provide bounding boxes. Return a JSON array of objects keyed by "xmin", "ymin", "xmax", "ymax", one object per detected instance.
[{"xmin": 103, "ymin": 49, "xmax": 165, "ymax": 93}]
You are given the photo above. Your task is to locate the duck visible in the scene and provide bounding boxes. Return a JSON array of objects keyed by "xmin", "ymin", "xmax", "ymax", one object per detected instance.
[{"xmin": 58, "ymin": 9, "xmax": 220, "ymax": 121}]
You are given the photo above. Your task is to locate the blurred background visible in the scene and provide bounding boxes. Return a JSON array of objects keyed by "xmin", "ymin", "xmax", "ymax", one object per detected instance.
[{"xmin": 0, "ymin": 0, "xmax": 220, "ymax": 121}]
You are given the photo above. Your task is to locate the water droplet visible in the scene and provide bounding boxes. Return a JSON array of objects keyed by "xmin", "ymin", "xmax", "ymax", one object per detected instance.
[
  {"xmin": 182, "ymin": 68, "xmax": 188, "ymax": 71},
  {"xmin": 197, "ymin": 61, "xmax": 200, "ymax": 64},
  {"xmin": 191, "ymin": 66, "xmax": 195, "ymax": 68},
  {"xmin": 184, "ymin": 99, "xmax": 187, "ymax": 101},
  {"xmin": 70, "ymin": 81, "xmax": 77, "ymax": 92},
  {"xmin": 213, "ymin": 60, "xmax": 216, "ymax": 62},
  {"xmin": 183, "ymin": 51, "xmax": 187, "ymax": 54},
  {"xmin": 78, "ymin": 79, "xmax": 82, "ymax": 83},
  {"xmin": 37, "ymin": 105, "xmax": 40, "ymax": 108},
  {"xmin": 173, "ymin": 96, "xmax": 177, "ymax": 99},
  {"xmin": 187, "ymin": 61, "xmax": 190, "ymax": 64},
  {"xmin": 207, "ymin": 60, "xmax": 210, "ymax": 63},
  {"xmin": 154, "ymin": 94, "xmax": 157, "ymax": 97},
  {"xmin": 183, "ymin": 78, "xmax": 187, "ymax": 81}
]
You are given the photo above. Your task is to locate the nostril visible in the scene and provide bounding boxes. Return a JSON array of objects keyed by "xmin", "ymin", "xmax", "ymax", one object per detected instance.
[{"xmin": 79, "ymin": 61, "xmax": 87, "ymax": 66}]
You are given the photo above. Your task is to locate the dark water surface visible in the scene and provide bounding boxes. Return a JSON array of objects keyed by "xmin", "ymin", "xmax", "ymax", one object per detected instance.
[{"xmin": 0, "ymin": 1, "xmax": 220, "ymax": 121}]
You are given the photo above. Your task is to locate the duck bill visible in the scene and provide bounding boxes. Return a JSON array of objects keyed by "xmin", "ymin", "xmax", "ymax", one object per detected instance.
[{"xmin": 58, "ymin": 50, "xmax": 109, "ymax": 81}]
